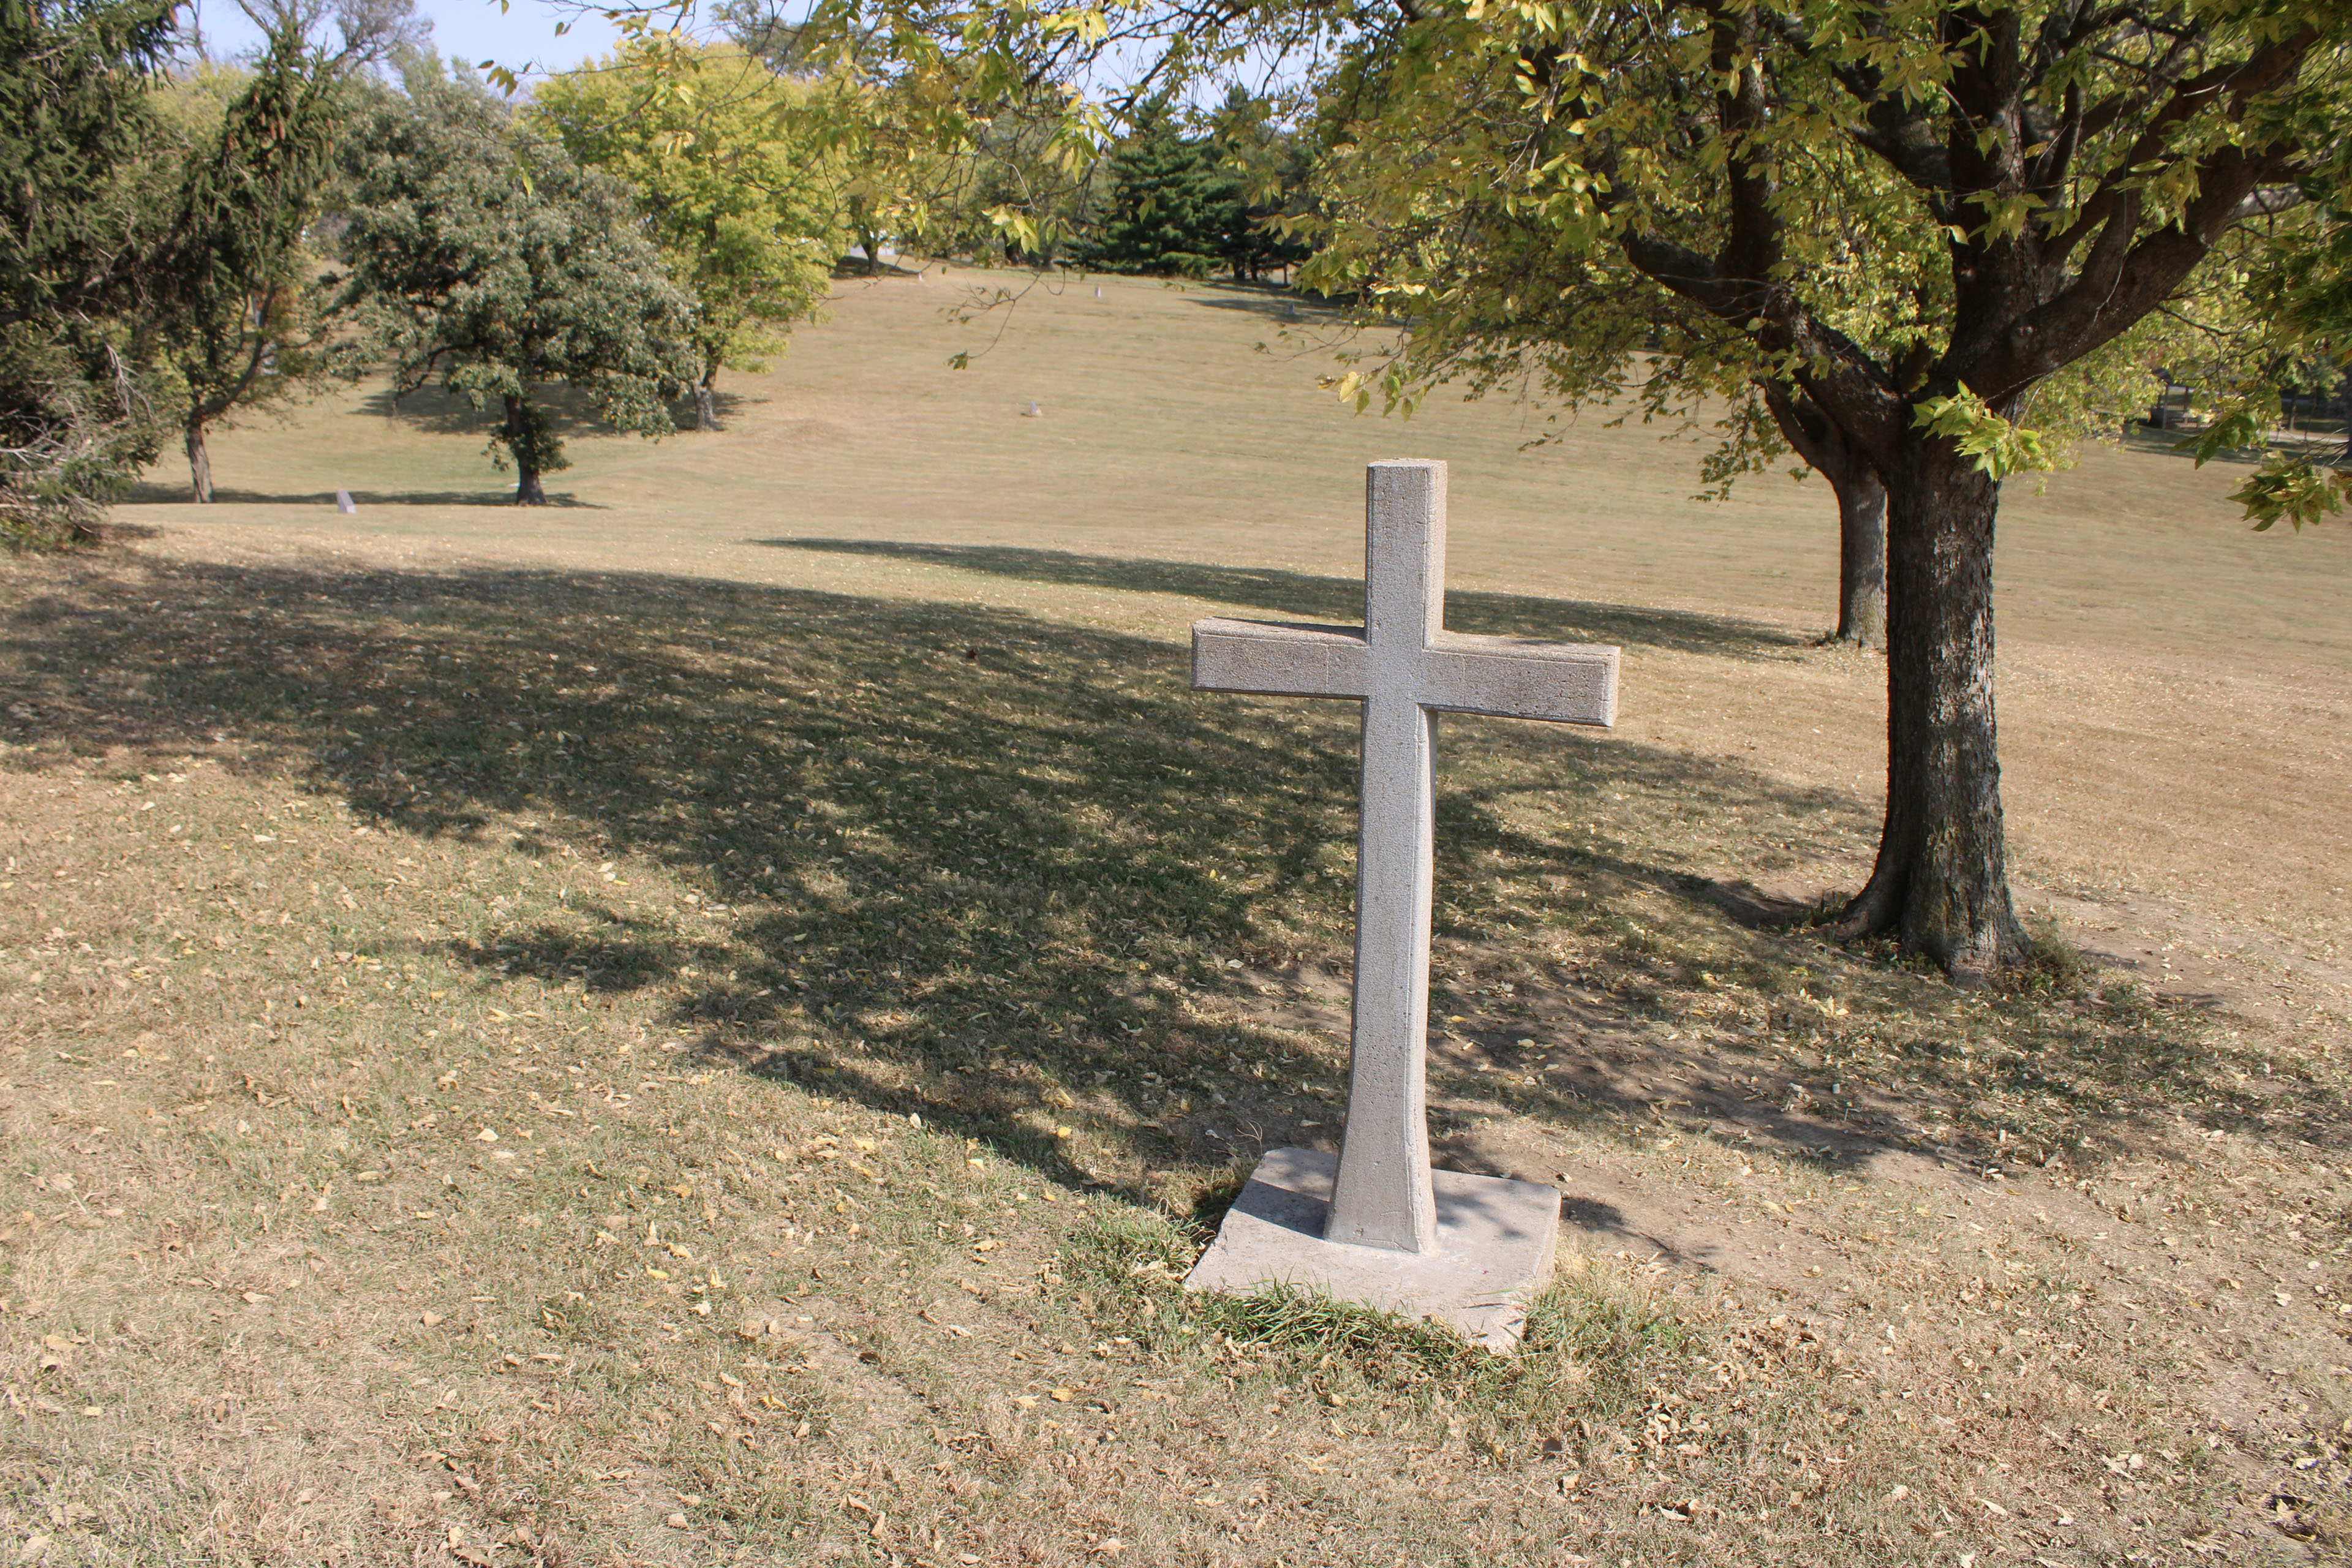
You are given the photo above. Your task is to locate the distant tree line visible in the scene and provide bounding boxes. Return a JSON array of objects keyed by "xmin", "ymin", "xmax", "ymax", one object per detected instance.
[
  {"xmin": 0, "ymin": 0, "xmax": 1333, "ymax": 532},
  {"xmin": 1, "ymin": 0, "xmax": 889, "ymax": 523}
]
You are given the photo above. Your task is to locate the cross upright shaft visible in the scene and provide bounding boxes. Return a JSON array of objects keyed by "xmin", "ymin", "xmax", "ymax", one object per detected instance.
[{"xmin": 1193, "ymin": 461, "xmax": 1618, "ymax": 1254}]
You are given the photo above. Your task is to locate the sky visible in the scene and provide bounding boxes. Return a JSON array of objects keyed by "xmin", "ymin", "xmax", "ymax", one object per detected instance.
[
  {"xmin": 179, "ymin": 0, "xmax": 1319, "ymax": 115},
  {"xmin": 185, "ymin": 0, "xmax": 631, "ymax": 80}
]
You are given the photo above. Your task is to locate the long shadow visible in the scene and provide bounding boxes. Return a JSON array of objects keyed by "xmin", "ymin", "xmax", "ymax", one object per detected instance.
[
  {"xmin": 118, "ymin": 483, "xmax": 598, "ymax": 508},
  {"xmin": 353, "ymin": 380, "xmax": 638, "ymax": 441},
  {"xmin": 1, "ymin": 559, "xmax": 2320, "ymax": 1191},
  {"xmin": 1185, "ymin": 294, "xmax": 1345, "ymax": 323},
  {"xmin": 750, "ymin": 538, "xmax": 1809, "ymax": 662},
  {"xmin": 2115, "ymin": 424, "xmax": 2350, "ymax": 468}
]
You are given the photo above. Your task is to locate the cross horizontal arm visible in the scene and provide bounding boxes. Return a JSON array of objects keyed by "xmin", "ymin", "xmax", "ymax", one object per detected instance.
[
  {"xmin": 1417, "ymin": 632, "xmax": 1618, "ymax": 726},
  {"xmin": 1193, "ymin": 618, "xmax": 1370, "ymax": 699},
  {"xmin": 1193, "ymin": 620, "xmax": 1618, "ymax": 727}
]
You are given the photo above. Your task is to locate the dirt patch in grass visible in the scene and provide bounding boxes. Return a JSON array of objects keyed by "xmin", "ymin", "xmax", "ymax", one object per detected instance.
[{"xmin": 0, "ymin": 545, "xmax": 2345, "ymax": 1566}]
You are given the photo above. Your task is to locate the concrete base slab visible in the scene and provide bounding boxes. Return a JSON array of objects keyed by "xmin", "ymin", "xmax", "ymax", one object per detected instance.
[{"xmin": 1183, "ymin": 1147, "xmax": 1561, "ymax": 1352}]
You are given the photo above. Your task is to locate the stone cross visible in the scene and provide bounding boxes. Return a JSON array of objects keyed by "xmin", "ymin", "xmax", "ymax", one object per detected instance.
[{"xmin": 1190, "ymin": 459, "xmax": 1618, "ymax": 1266}]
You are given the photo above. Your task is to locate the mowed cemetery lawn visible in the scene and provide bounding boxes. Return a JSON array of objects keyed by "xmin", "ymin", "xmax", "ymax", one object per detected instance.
[{"xmin": 1, "ymin": 270, "xmax": 2348, "ymax": 1567}]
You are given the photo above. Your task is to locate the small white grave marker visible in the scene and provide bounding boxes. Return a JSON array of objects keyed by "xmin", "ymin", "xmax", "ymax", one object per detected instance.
[
  {"xmin": 1183, "ymin": 459, "xmax": 1619, "ymax": 1347},
  {"xmin": 335, "ymin": 489, "xmax": 357, "ymax": 514}
]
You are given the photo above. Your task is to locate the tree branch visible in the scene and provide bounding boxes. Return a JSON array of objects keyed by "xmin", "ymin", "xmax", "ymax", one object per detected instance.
[
  {"xmin": 2045, "ymin": 24, "xmax": 2318, "ymax": 268},
  {"xmin": 1708, "ymin": 1, "xmax": 1781, "ymax": 318},
  {"xmin": 1978, "ymin": 141, "xmax": 2298, "ymax": 399}
]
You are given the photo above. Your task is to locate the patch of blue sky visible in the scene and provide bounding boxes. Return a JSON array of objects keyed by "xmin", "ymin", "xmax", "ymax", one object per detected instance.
[{"xmin": 182, "ymin": 0, "xmax": 626, "ymax": 83}]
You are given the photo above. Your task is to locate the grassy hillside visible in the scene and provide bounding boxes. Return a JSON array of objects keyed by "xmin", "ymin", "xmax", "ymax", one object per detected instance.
[{"xmin": 0, "ymin": 268, "xmax": 2341, "ymax": 1565}]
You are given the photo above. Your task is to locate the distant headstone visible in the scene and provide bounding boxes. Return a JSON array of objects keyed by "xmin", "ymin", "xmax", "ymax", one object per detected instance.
[
  {"xmin": 1182, "ymin": 459, "xmax": 1623, "ymax": 1349},
  {"xmin": 1094, "ymin": 285, "xmax": 1102, "ymax": 298},
  {"xmin": 335, "ymin": 489, "xmax": 357, "ymax": 514},
  {"xmin": 1025, "ymin": 400, "xmax": 1041, "ymax": 418}
]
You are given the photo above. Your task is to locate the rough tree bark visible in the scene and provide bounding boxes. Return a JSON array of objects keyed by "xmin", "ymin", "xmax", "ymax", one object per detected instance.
[
  {"xmin": 694, "ymin": 366, "xmax": 720, "ymax": 432},
  {"xmin": 186, "ymin": 410, "xmax": 214, "ymax": 504},
  {"xmin": 503, "ymin": 393, "xmax": 548, "ymax": 505},
  {"xmin": 1826, "ymin": 436, "xmax": 2025, "ymax": 979},
  {"xmin": 1834, "ymin": 470, "xmax": 1890, "ymax": 648},
  {"xmin": 1764, "ymin": 382, "xmax": 1887, "ymax": 649}
]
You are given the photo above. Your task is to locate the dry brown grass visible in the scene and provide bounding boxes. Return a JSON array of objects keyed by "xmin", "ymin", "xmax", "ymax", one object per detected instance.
[{"xmin": 0, "ymin": 269, "xmax": 2345, "ymax": 1566}]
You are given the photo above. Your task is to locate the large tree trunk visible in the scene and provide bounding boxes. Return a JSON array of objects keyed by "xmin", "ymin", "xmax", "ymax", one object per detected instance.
[
  {"xmin": 694, "ymin": 368, "xmax": 719, "ymax": 432},
  {"xmin": 1762, "ymin": 381, "xmax": 1885, "ymax": 650},
  {"xmin": 504, "ymin": 393, "xmax": 547, "ymax": 506},
  {"xmin": 186, "ymin": 411, "xmax": 213, "ymax": 504},
  {"xmin": 1833, "ymin": 466, "xmax": 1888, "ymax": 649},
  {"xmin": 1830, "ymin": 439, "xmax": 2026, "ymax": 981}
]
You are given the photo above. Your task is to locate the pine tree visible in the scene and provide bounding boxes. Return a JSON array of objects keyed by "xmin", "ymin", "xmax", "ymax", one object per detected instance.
[
  {"xmin": 0, "ymin": 0, "xmax": 180, "ymax": 543},
  {"xmin": 1207, "ymin": 88, "xmax": 1310, "ymax": 285},
  {"xmin": 1083, "ymin": 104, "xmax": 1235, "ymax": 278},
  {"xmin": 153, "ymin": 22, "xmax": 343, "ymax": 502}
]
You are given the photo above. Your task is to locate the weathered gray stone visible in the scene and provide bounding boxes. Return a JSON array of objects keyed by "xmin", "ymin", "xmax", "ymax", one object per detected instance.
[
  {"xmin": 1189, "ymin": 459, "xmax": 1618, "ymax": 1261},
  {"xmin": 1182, "ymin": 1147, "xmax": 1562, "ymax": 1352},
  {"xmin": 335, "ymin": 489, "xmax": 356, "ymax": 514},
  {"xmin": 1194, "ymin": 456, "xmax": 1618, "ymax": 1354}
]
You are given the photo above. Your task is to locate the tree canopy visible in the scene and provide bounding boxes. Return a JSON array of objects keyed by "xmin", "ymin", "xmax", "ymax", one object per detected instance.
[
  {"xmin": 0, "ymin": 0, "xmax": 181, "ymax": 541},
  {"xmin": 149, "ymin": 26, "xmax": 344, "ymax": 502},
  {"xmin": 1080, "ymin": 99, "xmax": 1240, "ymax": 277},
  {"xmin": 331, "ymin": 60, "xmax": 698, "ymax": 503},
  {"xmin": 535, "ymin": 41, "xmax": 844, "ymax": 431},
  {"xmin": 1292, "ymin": 1, "xmax": 2350, "ymax": 973}
]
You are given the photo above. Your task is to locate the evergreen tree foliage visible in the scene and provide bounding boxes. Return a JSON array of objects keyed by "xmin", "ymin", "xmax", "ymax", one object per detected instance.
[
  {"xmin": 0, "ymin": 0, "xmax": 180, "ymax": 543},
  {"xmin": 1207, "ymin": 88, "xmax": 1311, "ymax": 284},
  {"xmin": 331, "ymin": 61, "xmax": 697, "ymax": 504},
  {"xmin": 152, "ymin": 23, "xmax": 345, "ymax": 502},
  {"xmin": 1082, "ymin": 104, "xmax": 1238, "ymax": 278}
]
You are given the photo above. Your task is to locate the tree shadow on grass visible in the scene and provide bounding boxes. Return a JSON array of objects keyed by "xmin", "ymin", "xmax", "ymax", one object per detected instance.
[
  {"xmin": 117, "ymin": 482, "xmax": 601, "ymax": 507},
  {"xmin": 0, "ymin": 557, "xmax": 2319, "ymax": 1197},
  {"xmin": 1183, "ymin": 292, "xmax": 1346, "ymax": 324},
  {"xmin": 346, "ymin": 378, "xmax": 761, "ymax": 442},
  {"xmin": 352, "ymin": 380, "xmax": 635, "ymax": 440},
  {"xmin": 750, "ymin": 538, "xmax": 1809, "ymax": 662},
  {"xmin": 2114, "ymin": 424, "xmax": 2350, "ymax": 469}
]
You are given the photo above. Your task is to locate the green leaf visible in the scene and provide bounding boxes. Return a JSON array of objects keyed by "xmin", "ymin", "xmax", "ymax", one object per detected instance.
[{"xmin": 2232, "ymin": 459, "xmax": 2350, "ymax": 532}]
